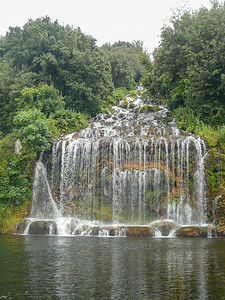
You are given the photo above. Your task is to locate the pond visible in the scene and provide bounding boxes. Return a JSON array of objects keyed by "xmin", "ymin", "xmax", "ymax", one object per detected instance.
[{"xmin": 0, "ymin": 235, "xmax": 225, "ymax": 299}]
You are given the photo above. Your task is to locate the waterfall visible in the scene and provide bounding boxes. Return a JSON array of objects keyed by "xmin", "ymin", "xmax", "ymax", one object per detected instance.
[
  {"xmin": 25, "ymin": 91, "xmax": 209, "ymax": 236},
  {"xmin": 31, "ymin": 159, "xmax": 59, "ymax": 219}
]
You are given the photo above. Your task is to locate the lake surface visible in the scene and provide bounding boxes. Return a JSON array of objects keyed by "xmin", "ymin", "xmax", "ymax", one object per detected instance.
[{"xmin": 0, "ymin": 236, "xmax": 225, "ymax": 299}]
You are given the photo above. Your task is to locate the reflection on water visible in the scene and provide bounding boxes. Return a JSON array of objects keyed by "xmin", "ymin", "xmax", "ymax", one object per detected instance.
[{"xmin": 0, "ymin": 236, "xmax": 225, "ymax": 299}]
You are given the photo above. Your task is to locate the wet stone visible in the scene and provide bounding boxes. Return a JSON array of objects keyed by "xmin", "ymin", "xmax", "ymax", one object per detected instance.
[
  {"xmin": 16, "ymin": 219, "xmax": 29, "ymax": 234},
  {"xmin": 28, "ymin": 221, "xmax": 57, "ymax": 235},
  {"xmin": 176, "ymin": 226, "xmax": 209, "ymax": 238},
  {"xmin": 151, "ymin": 221, "xmax": 177, "ymax": 236},
  {"xmin": 127, "ymin": 227, "xmax": 155, "ymax": 237}
]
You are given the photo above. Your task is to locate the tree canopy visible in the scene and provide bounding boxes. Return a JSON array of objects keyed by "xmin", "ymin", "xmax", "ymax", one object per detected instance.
[
  {"xmin": 0, "ymin": 17, "xmax": 144, "ymax": 136},
  {"xmin": 0, "ymin": 17, "xmax": 145, "ymax": 216},
  {"xmin": 141, "ymin": 1, "xmax": 225, "ymax": 127}
]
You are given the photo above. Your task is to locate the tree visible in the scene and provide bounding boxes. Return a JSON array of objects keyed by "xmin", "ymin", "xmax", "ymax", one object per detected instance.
[
  {"xmin": 13, "ymin": 109, "xmax": 54, "ymax": 152},
  {"xmin": 141, "ymin": 1, "xmax": 225, "ymax": 126},
  {"xmin": 0, "ymin": 17, "xmax": 114, "ymax": 121},
  {"xmin": 0, "ymin": 58, "xmax": 17, "ymax": 135},
  {"xmin": 102, "ymin": 40, "xmax": 145, "ymax": 86},
  {"xmin": 17, "ymin": 84, "xmax": 65, "ymax": 117},
  {"xmin": 109, "ymin": 52, "xmax": 135, "ymax": 89}
]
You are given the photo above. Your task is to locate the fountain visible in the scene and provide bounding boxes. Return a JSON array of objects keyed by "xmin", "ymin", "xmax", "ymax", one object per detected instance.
[{"xmin": 20, "ymin": 90, "xmax": 213, "ymax": 237}]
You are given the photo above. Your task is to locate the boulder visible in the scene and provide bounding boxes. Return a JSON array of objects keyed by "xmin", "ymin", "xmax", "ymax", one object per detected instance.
[
  {"xmin": 28, "ymin": 221, "xmax": 57, "ymax": 235},
  {"xmin": 176, "ymin": 226, "xmax": 208, "ymax": 237},
  {"xmin": 151, "ymin": 220, "xmax": 177, "ymax": 236}
]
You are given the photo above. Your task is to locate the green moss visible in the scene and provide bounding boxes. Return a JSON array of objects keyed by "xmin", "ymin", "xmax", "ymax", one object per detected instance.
[
  {"xmin": 110, "ymin": 87, "xmax": 127, "ymax": 103},
  {"xmin": 120, "ymin": 101, "xmax": 128, "ymax": 109},
  {"xmin": 129, "ymin": 102, "xmax": 136, "ymax": 109},
  {"xmin": 102, "ymin": 108, "xmax": 109, "ymax": 114},
  {"xmin": 128, "ymin": 89, "xmax": 137, "ymax": 98},
  {"xmin": 140, "ymin": 105, "xmax": 159, "ymax": 113},
  {"xmin": 0, "ymin": 200, "xmax": 31, "ymax": 234}
]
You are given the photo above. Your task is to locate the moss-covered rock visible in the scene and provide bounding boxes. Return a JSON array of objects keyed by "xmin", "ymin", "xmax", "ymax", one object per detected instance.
[
  {"xmin": 140, "ymin": 105, "xmax": 160, "ymax": 113},
  {"xmin": 214, "ymin": 227, "xmax": 225, "ymax": 237},
  {"xmin": 120, "ymin": 101, "xmax": 128, "ymax": 109},
  {"xmin": 16, "ymin": 219, "xmax": 29, "ymax": 234},
  {"xmin": 128, "ymin": 102, "xmax": 136, "ymax": 109},
  {"xmin": 1, "ymin": 201, "xmax": 31, "ymax": 234}
]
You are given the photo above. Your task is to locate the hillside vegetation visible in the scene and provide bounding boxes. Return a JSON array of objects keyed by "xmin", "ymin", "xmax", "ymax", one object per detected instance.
[{"xmin": 140, "ymin": 0, "xmax": 225, "ymax": 227}]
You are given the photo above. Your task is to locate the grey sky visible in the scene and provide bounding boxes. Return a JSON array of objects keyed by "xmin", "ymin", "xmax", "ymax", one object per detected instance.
[{"xmin": 1, "ymin": 0, "xmax": 212, "ymax": 53}]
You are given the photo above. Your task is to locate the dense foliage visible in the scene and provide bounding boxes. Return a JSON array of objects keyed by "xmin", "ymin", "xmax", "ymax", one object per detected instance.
[
  {"xmin": 101, "ymin": 40, "xmax": 145, "ymax": 89},
  {"xmin": 141, "ymin": 1, "xmax": 225, "ymax": 127},
  {"xmin": 0, "ymin": 17, "xmax": 144, "ymax": 136},
  {"xmin": 0, "ymin": 134, "xmax": 35, "ymax": 231},
  {"xmin": 141, "ymin": 1, "xmax": 225, "ymax": 227}
]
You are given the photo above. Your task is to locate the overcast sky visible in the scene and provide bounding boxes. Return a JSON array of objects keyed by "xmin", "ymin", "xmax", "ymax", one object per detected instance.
[{"xmin": 1, "ymin": 0, "xmax": 212, "ymax": 53}]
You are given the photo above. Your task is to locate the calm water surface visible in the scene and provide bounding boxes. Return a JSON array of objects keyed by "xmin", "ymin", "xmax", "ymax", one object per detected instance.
[{"xmin": 0, "ymin": 235, "xmax": 225, "ymax": 299}]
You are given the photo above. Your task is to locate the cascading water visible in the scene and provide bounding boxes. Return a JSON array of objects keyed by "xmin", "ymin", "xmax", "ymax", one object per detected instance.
[{"xmin": 22, "ymin": 89, "xmax": 210, "ymax": 237}]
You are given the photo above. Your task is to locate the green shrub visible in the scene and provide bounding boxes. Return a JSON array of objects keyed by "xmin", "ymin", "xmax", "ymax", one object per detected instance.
[
  {"xmin": 17, "ymin": 84, "xmax": 66, "ymax": 118},
  {"xmin": 120, "ymin": 101, "xmax": 128, "ymax": 109},
  {"xmin": 51, "ymin": 109, "xmax": 89, "ymax": 134},
  {"xmin": 128, "ymin": 89, "xmax": 137, "ymax": 98},
  {"xmin": 0, "ymin": 133, "xmax": 19, "ymax": 163},
  {"xmin": 111, "ymin": 87, "xmax": 127, "ymax": 103},
  {"xmin": 195, "ymin": 124, "xmax": 225, "ymax": 150},
  {"xmin": 13, "ymin": 109, "xmax": 54, "ymax": 152},
  {"xmin": 174, "ymin": 106, "xmax": 198, "ymax": 133}
]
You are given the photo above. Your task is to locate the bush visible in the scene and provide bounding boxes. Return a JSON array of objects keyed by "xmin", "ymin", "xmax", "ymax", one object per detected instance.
[
  {"xmin": 196, "ymin": 123, "xmax": 225, "ymax": 151},
  {"xmin": 51, "ymin": 109, "xmax": 89, "ymax": 134},
  {"xmin": 13, "ymin": 109, "xmax": 54, "ymax": 152},
  {"xmin": 17, "ymin": 84, "xmax": 66, "ymax": 117},
  {"xmin": 174, "ymin": 106, "xmax": 199, "ymax": 133},
  {"xmin": 112, "ymin": 87, "xmax": 127, "ymax": 103}
]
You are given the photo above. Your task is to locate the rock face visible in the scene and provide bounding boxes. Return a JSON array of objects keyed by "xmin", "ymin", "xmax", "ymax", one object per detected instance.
[
  {"xmin": 14, "ymin": 139, "xmax": 22, "ymax": 154},
  {"xmin": 16, "ymin": 219, "xmax": 28, "ymax": 234},
  {"xmin": 216, "ymin": 229, "xmax": 225, "ymax": 237}
]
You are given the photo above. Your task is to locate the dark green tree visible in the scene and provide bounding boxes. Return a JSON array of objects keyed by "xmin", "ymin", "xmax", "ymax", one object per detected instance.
[
  {"xmin": 17, "ymin": 84, "xmax": 65, "ymax": 117},
  {"xmin": 0, "ymin": 17, "xmax": 114, "ymax": 122},
  {"xmin": 13, "ymin": 109, "xmax": 54, "ymax": 152},
  {"xmin": 141, "ymin": 1, "xmax": 225, "ymax": 126},
  {"xmin": 102, "ymin": 40, "xmax": 145, "ymax": 86}
]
